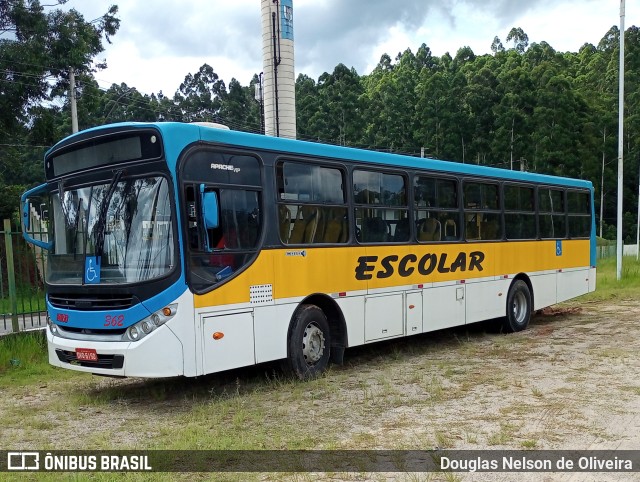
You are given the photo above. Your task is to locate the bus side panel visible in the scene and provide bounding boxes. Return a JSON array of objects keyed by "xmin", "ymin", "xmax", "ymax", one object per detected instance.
[
  {"xmin": 423, "ymin": 281, "xmax": 465, "ymax": 332},
  {"xmin": 124, "ymin": 328, "xmax": 185, "ymax": 377},
  {"xmin": 556, "ymin": 267, "xmax": 591, "ymax": 303},
  {"xmin": 201, "ymin": 310, "xmax": 255, "ymax": 374},
  {"xmin": 336, "ymin": 296, "xmax": 365, "ymax": 347},
  {"xmin": 254, "ymin": 304, "xmax": 291, "ymax": 364},
  {"xmin": 164, "ymin": 290, "xmax": 198, "ymax": 377},
  {"xmin": 465, "ymin": 276, "xmax": 511, "ymax": 325},
  {"xmin": 529, "ymin": 270, "xmax": 558, "ymax": 310},
  {"xmin": 405, "ymin": 290, "xmax": 423, "ymax": 335},
  {"xmin": 364, "ymin": 293, "xmax": 404, "ymax": 342}
]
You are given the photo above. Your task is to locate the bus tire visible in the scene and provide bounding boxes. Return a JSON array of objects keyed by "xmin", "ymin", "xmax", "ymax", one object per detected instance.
[
  {"xmin": 286, "ymin": 305, "xmax": 331, "ymax": 380},
  {"xmin": 503, "ymin": 280, "xmax": 532, "ymax": 333}
]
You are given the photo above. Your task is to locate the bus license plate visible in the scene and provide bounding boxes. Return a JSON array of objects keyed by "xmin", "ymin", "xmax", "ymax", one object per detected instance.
[{"xmin": 76, "ymin": 348, "xmax": 98, "ymax": 362}]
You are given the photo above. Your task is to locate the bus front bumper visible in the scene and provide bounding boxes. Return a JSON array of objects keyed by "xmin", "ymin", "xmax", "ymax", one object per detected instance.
[{"xmin": 47, "ymin": 325, "xmax": 184, "ymax": 378}]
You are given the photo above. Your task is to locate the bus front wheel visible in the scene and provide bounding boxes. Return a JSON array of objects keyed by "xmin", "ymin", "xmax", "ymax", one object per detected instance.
[
  {"xmin": 286, "ymin": 305, "xmax": 331, "ymax": 380},
  {"xmin": 503, "ymin": 280, "xmax": 532, "ymax": 333}
]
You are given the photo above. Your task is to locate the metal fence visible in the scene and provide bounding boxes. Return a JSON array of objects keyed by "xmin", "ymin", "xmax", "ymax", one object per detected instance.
[
  {"xmin": 1, "ymin": 219, "xmax": 47, "ymax": 335},
  {"xmin": 597, "ymin": 244, "xmax": 640, "ymax": 259},
  {"xmin": 597, "ymin": 245, "xmax": 617, "ymax": 259}
]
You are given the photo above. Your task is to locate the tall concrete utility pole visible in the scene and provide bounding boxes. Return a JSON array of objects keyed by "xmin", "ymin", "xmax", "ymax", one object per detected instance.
[
  {"xmin": 260, "ymin": 0, "xmax": 296, "ymax": 139},
  {"xmin": 616, "ymin": 0, "xmax": 625, "ymax": 280},
  {"xmin": 70, "ymin": 69, "xmax": 78, "ymax": 134}
]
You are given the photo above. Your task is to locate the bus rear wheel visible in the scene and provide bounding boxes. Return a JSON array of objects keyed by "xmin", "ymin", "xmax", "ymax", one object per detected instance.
[
  {"xmin": 503, "ymin": 279, "xmax": 532, "ymax": 333},
  {"xmin": 286, "ymin": 305, "xmax": 331, "ymax": 380}
]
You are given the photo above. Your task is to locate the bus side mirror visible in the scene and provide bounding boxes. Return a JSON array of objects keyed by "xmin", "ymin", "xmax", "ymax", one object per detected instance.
[
  {"xmin": 200, "ymin": 185, "xmax": 219, "ymax": 230},
  {"xmin": 21, "ymin": 183, "xmax": 53, "ymax": 250},
  {"xmin": 22, "ymin": 200, "xmax": 30, "ymax": 231},
  {"xmin": 199, "ymin": 184, "xmax": 219, "ymax": 253}
]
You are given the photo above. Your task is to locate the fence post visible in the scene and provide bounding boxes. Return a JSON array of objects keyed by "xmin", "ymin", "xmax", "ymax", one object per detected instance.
[{"xmin": 4, "ymin": 219, "xmax": 19, "ymax": 332}]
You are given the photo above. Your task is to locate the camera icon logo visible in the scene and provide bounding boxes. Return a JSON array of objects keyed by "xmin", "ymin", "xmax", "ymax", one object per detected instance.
[{"xmin": 7, "ymin": 452, "xmax": 40, "ymax": 470}]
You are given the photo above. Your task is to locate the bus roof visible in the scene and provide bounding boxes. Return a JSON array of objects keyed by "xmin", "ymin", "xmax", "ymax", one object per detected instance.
[{"xmin": 50, "ymin": 122, "xmax": 593, "ymax": 190}]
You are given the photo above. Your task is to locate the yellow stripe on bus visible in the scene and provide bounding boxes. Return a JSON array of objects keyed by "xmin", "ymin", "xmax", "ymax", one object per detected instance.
[{"xmin": 193, "ymin": 240, "xmax": 591, "ymax": 308}]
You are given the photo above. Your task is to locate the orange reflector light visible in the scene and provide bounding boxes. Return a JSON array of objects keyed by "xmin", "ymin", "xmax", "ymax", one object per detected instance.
[
  {"xmin": 213, "ymin": 332, "xmax": 224, "ymax": 340},
  {"xmin": 162, "ymin": 307, "xmax": 172, "ymax": 316}
]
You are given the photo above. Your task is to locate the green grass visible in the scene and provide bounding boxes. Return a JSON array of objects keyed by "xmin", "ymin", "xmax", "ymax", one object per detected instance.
[
  {"xmin": 0, "ymin": 330, "xmax": 60, "ymax": 386},
  {"xmin": 582, "ymin": 256, "xmax": 640, "ymax": 301},
  {"xmin": 0, "ymin": 287, "xmax": 46, "ymax": 314}
]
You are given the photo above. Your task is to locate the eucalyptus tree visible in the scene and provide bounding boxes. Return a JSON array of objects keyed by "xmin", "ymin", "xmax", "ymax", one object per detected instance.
[
  {"xmin": 415, "ymin": 49, "xmax": 469, "ymax": 162},
  {"xmin": 174, "ymin": 63, "xmax": 226, "ymax": 123},
  {"xmin": 218, "ymin": 77, "xmax": 262, "ymax": 133},
  {"xmin": 295, "ymin": 73, "xmax": 321, "ymax": 140},
  {"xmin": 0, "ymin": 0, "xmax": 119, "ymax": 133},
  {"xmin": 0, "ymin": 0, "xmax": 120, "ymax": 218}
]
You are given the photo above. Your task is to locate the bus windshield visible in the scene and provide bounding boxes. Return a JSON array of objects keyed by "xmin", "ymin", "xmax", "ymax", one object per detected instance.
[{"xmin": 47, "ymin": 175, "xmax": 175, "ymax": 285}]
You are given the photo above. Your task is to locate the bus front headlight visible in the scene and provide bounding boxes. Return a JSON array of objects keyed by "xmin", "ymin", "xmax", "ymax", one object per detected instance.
[
  {"xmin": 47, "ymin": 316, "xmax": 59, "ymax": 335},
  {"xmin": 126, "ymin": 304, "xmax": 178, "ymax": 342},
  {"xmin": 128, "ymin": 326, "xmax": 140, "ymax": 340}
]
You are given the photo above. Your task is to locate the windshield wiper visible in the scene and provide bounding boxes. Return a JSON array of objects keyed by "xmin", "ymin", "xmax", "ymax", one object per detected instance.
[
  {"xmin": 93, "ymin": 169, "xmax": 124, "ymax": 257},
  {"xmin": 70, "ymin": 197, "xmax": 82, "ymax": 257}
]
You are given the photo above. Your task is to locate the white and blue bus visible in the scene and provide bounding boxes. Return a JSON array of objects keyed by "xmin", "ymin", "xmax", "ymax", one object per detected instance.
[{"xmin": 22, "ymin": 122, "xmax": 596, "ymax": 379}]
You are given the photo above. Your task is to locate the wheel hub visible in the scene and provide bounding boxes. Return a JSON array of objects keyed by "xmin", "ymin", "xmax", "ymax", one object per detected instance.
[
  {"xmin": 512, "ymin": 291, "xmax": 527, "ymax": 324},
  {"xmin": 302, "ymin": 322, "xmax": 325, "ymax": 364}
]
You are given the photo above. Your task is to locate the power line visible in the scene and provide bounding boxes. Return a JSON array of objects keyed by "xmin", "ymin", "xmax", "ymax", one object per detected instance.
[
  {"xmin": 0, "ymin": 143, "xmax": 50, "ymax": 148},
  {"xmin": 2, "ymin": 65, "xmax": 434, "ymax": 151},
  {"xmin": 2, "ymin": 62, "xmax": 269, "ymax": 132}
]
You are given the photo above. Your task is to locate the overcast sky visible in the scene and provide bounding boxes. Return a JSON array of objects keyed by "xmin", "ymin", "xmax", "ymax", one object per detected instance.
[{"xmin": 65, "ymin": 0, "xmax": 639, "ymax": 96}]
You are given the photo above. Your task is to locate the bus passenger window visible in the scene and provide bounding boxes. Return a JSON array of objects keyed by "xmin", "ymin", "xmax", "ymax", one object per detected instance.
[
  {"xmin": 504, "ymin": 184, "xmax": 535, "ymax": 240},
  {"xmin": 463, "ymin": 181, "xmax": 501, "ymax": 241},
  {"xmin": 414, "ymin": 176, "xmax": 459, "ymax": 242},
  {"xmin": 355, "ymin": 169, "xmax": 408, "ymax": 244},
  {"xmin": 539, "ymin": 188, "xmax": 566, "ymax": 239},
  {"xmin": 277, "ymin": 161, "xmax": 348, "ymax": 244},
  {"xmin": 567, "ymin": 190, "xmax": 591, "ymax": 238}
]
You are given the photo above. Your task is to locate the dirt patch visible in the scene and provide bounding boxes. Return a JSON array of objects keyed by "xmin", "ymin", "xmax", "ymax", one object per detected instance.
[{"xmin": 2, "ymin": 297, "xmax": 640, "ymax": 481}]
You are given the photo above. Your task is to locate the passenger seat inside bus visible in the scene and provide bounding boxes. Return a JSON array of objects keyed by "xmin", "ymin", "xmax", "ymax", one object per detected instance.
[
  {"xmin": 361, "ymin": 216, "xmax": 389, "ymax": 242},
  {"xmin": 444, "ymin": 219, "xmax": 457, "ymax": 240},
  {"xmin": 481, "ymin": 219, "xmax": 499, "ymax": 240},
  {"xmin": 323, "ymin": 207, "xmax": 347, "ymax": 243},
  {"xmin": 288, "ymin": 206, "xmax": 320, "ymax": 244},
  {"xmin": 466, "ymin": 217, "xmax": 480, "ymax": 240},
  {"xmin": 393, "ymin": 217, "xmax": 410, "ymax": 242},
  {"xmin": 279, "ymin": 205, "xmax": 291, "ymax": 242},
  {"xmin": 418, "ymin": 217, "xmax": 441, "ymax": 241}
]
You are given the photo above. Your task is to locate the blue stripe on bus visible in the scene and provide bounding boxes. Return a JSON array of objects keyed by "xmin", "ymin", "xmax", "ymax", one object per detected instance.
[{"xmin": 47, "ymin": 283, "xmax": 188, "ymax": 330}]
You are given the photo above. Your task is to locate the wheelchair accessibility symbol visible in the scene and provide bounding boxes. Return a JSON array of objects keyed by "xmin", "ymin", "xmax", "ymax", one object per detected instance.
[
  {"xmin": 556, "ymin": 240, "xmax": 563, "ymax": 256},
  {"xmin": 84, "ymin": 256, "xmax": 101, "ymax": 284}
]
